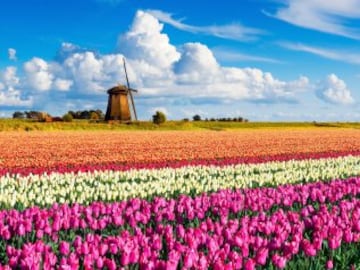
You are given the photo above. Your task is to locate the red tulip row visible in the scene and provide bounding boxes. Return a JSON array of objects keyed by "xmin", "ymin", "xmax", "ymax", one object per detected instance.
[{"xmin": 1, "ymin": 150, "xmax": 360, "ymax": 177}]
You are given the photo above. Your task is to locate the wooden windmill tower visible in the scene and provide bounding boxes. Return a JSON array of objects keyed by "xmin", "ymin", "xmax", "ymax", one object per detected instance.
[{"xmin": 105, "ymin": 58, "xmax": 138, "ymax": 121}]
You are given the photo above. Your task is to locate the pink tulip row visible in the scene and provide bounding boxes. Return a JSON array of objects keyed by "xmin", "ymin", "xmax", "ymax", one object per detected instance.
[
  {"xmin": 1, "ymin": 150, "xmax": 359, "ymax": 177},
  {"xmin": 1, "ymin": 176, "xmax": 360, "ymax": 243},
  {"xmin": 2, "ymin": 197, "xmax": 360, "ymax": 269}
]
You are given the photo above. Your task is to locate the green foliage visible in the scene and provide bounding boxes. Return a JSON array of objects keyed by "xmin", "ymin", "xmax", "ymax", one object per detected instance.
[
  {"xmin": 152, "ymin": 111, "xmax": 167, "ymax": 124},
  {"xmin": 12, "ymin": 111, "xmax": 25, "ymax": 119},
  {"xmin": 90, "ymin": 112, "xmax": 99, "ymax": 120},
  {"xmin": 0, "ymin": 118, "xmax": 360, "ymax": 132},
  {"xmin": 62, "ymin": 113, "xmax": 73, "ymax": 122},
  {"xmin": 193, "ymin": 114, "xmax": 201, "ymax": 121},
  {"xmin": 68, "ymin": 109, "xmax": 104, "ymax": 120}
]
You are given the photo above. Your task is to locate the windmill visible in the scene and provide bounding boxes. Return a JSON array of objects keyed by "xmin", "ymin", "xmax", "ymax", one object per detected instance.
[{"xmin": 105, "ymin": 58, "xmax": 138, "ymax": 121}]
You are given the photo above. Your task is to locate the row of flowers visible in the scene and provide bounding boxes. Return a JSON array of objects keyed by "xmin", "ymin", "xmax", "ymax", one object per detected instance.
[
  {"xmin": 1, "ymin": 129, "xmax": 360, "ymax": 175},
  {"xmin": 1, "ymin": 176, "xmax": 360, "ymax": 242},
  {"xmin": 2, "ymin": 151, "xmax": 360, "ymax": 177},
  {"xmin": 1, "ymin": 179, "xmax": 360, "ymax": 269},
  {"xmin": 1, "ymin": 155, "xmax": 359, "ymax": 209}
]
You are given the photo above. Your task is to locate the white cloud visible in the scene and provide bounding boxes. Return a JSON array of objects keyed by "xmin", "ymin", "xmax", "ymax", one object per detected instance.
[
  {"xmin": 147, "ymin": 9, "xmax": 263, "ymax": 41},
  {"xmin": 1, "ymin": 10, "xmax": 308, "ymax": 108},
  {"xmin": 267, "ymin": 0, "xmax": 360, "ymax": 39},
  {"xmin": 23, "ymin": 57, "xmax": 73, "ymax": 92},
  {"xmin": 280, "ymin": 42, "xmax": 360, "ymax": 65},
  {"xmin": 23, "ymin": 57, "xmax": 54, "ymax": 91},
  {"xmin": 1, "ymin": 66, "xmax": 19, "ymax": 87},
  {"xmin": 0, "ymin": 10, "xmax": 327, "ymax": 118},
  {"xmin": 116, "ymin": 11, "xmax": 310, "ymax": 102},
  {"xmin": 212, "ymin": 48, "xmax": 282, "ymax": 64},
  {"xmin": 174, "ymin": 42, "xmax": 219, "ymax": 84},
  {"xmin": 316, "ymin": 74, "xmax": 355, "ymax": 104},
  {"xmin": 0, "ymin": 67, "xmax": 32, "ymax": 107},
  {"xmin": 8, "ymin": 48, "xmax": 17, "ymax": 61},
  {"xmin": 118, "ymin": 10, "xmax": 180, "ymax": 69},
  {"xmin": 53, "ymin": 78, "xmax": 73, "ymax": 91},
  {"xmin": 56, "ymin": 42, "xmax": 89, "ymax": 61},
  {"xmin": 63, "ymin": 52, "xmax": 129, "ymax": 93}
]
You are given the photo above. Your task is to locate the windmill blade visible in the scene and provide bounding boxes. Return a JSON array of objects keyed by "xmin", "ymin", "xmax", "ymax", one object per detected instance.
[
  {"xmin": 123, "ymin": 57, "xmax": 138, "ymax": 121},
  {"xmin": 123, "ymin": 58, "xmax": 130, "ymax": 90}
]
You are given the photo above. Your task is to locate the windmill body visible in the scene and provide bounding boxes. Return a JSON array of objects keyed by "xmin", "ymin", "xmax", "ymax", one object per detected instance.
[
  {"xmin": 105, "ymin": 59, "xmax": 138, "ymax": 121},
  {"xmin": 105, "ymin": 85, "xmax": 132, "ymax": 121}
]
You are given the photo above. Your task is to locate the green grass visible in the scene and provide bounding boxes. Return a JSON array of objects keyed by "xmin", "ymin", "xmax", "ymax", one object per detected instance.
[{"xmin": 1, "ymin": 118, "xmax": 360, "ymax": 131}]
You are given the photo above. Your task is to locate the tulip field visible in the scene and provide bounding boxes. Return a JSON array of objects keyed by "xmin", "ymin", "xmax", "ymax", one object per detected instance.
[{"xmin": 1, "ymin": 128, "xmax": 360, "ymax": 269}]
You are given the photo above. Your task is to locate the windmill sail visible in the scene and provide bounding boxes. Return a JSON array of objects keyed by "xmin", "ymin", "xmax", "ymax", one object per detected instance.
[{"xmin": 123, "ymin": 58, "xmax": 138, "ymax": 121}]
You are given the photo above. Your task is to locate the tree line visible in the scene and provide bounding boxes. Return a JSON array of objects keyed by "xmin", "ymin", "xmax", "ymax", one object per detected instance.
[
  {"xmin": 186, "ymin": 115, "xmax": 249, "ymax": 122},
  {"xmin": 12, "ymin": 110, "xmax": 105, "ymax": 122}
]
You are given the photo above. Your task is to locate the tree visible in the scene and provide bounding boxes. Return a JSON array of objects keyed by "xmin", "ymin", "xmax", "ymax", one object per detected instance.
[
  {"xmin": 68, "ymin": 111, "xmax": 76, "ymax": 119},
  {"xmin": 25, "ymin": 111, "xmax": 41, "ymax": 119},
  {"xmin": 95, "ymin": 109, "xmax": 104, "ymax": 119},
  {"xmin": 62, "ymin": 113, "xmax": 73, "ymax": 122},
  {"xmin": 193, "ymin": 114, "xmax": 201, "ymax": 121},
  {"xmin": 80, "ymin": 110, "xmax": 90, "ymax": 119},
  {"xmin": 152, "ymin": 111, "xmax": 166, "ymax": 124},
  {"xmin": 90, "ymin": 111, "xmax": 99, "ymax": 120},
  {"xmin": 13, "ymin": 111, "xmax": 25, "ymax": 119}
]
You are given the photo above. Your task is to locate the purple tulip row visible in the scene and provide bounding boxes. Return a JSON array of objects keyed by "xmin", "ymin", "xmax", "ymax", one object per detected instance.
[
  {"xmin": 2, "ymin": 197, "xmax": 360, "ymax": 269},
  {"xmin": 1, "ymin": 176, "xmax": 360, "ymax": 243}
]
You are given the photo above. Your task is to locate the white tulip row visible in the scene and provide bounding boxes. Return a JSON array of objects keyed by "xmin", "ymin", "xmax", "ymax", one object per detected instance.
[{"xmin": 1, "ymin": 155, "xmax": 359, "ymax": 209}]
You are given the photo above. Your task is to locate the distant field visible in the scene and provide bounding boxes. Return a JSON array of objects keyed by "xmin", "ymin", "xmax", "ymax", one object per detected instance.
[
  {"xmin": 1, "ymin": 128, "xmax": 360, "ymax": 175},
  {"xmin": 1, "ymin": 118, "xmax": 360, "ymax": 131}
]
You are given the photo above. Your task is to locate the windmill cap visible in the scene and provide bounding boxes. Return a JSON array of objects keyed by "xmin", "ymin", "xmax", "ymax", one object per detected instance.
[{"xmin": 107, "ymin": 85, "xmax": 128, "ymax": 94}]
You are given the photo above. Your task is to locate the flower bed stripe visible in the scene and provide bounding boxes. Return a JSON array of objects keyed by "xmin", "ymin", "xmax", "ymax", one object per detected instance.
[
  {"xmin": 1, "ymin": 150, "xmax": 360, "ymax": 177},
  {"xmin": 1, "ymin": 177, "xmax": 360, "ymax": 269},
  {"xmin": 1, "ymin": 155, "xmax": 359, "ymax": 209}
]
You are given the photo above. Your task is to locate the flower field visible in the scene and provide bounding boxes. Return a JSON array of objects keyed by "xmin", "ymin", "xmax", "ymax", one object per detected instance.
[{"xmin": 1, "ymin": 128, "xmax": 360, "ymax": 269}]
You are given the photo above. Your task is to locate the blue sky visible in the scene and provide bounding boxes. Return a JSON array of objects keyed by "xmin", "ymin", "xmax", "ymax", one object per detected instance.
[{"xmin": 0, "ymin": 0, "xmax": 359, "ymax": 121}]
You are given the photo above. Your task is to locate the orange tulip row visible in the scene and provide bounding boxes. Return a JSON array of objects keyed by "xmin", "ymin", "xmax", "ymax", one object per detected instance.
[{"xmin": 1, "ymin": 129, "xmax": 360, "ymax": 172}]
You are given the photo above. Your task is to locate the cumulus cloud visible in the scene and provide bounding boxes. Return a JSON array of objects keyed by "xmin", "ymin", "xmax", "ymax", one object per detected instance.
[
  {"xmin": 0, "ymin": 67, "xmax": 32, "ymax": 106},
  {"xmin": 8, "ymin": 48, "xmax": 17, "ymax": 61},
  {"xmin": 63, "ymin": 52, "xmax": 130, "ymax": 94},
  {"xmin": 24, "ymin": 57, "xmax": 73, "ymax": 92},
  {"xmin": 117, "ymin": 11, "xmax": 309, "ymax": 102},
  {"xmin": 174, "ymin": 43, "xmax": 219, "ymax": 84},
  {"xmin": 0, "ymin": 10, "xmax": 322, "ymax": 116},
  {"xmin": 56, "ymin": 42, "xmax": 92, "ymax": 62},
  {"xmin": 147, "ymin": 9, "xmax": 263, "ymax": 41},
  {"xmin": 266, "ymin": 0, "xmax": 360, "ymax": 39},
  {"xmin": 316, "ymin": 74, "xmax": 355, "ymax": 104},
  {"xmin": 53, "ymin": 78, "xmax": 73, "ymax": 91},
  {"xmin": 118, "ymin": 11, "xmax": 180, "ymax": 69},
  {"xmin": 0, "ymin": 9, "xmax": 312, "ymax": 113},
  {"xmin": 23, "ymin": 58, "xmax": 54, "ymax": 91}
]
